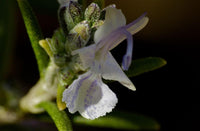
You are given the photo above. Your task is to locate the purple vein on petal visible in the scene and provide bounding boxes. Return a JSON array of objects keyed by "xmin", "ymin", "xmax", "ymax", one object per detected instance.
[
  {"xmin": 84, "ymin": 80, "xmax": 98, "ymax": 108},
  {"xmin": 69, "ymin": 73, "xmax": 92, "ymax": 109},
  {"xmin": 84, "ymin": 80, "xmax": 98, "ymax": 109}
]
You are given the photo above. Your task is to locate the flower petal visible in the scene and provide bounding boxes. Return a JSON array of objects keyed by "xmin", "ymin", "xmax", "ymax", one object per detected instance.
[
  {"xmin": 62, "ymin": 71, "xmax": 118, "ymax": 119},
  {"xmin": 94, "ymin": 6, "xmax": 126, "ymax": 44},
  {"xmin": 72, "ymin": 44, "xmax": 96, "ymax": 69},
  {"xmin": 102, "ymin": 52, "xmax": 136, "ymax": 91},
  {"xmin": 126, "ymin": 13, "xmax": 149, "ymax": 35},
  {"xmin": 95, "ymin": 28, "xmax": 134, "ymax": 71},
  {"xmin": 80, "ymin": 77, "xmax": 118, "ymax": 119},
  {"xmin": 62, "ymin": 71, "xmax": 93, "ymax": 113},
  {"xmin": 95, "ymin": 14, "xmax": 149, "ymax": 53}
]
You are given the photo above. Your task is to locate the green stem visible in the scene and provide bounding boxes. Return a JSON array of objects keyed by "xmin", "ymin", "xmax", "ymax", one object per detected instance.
[
  {"xmin": 38, "ymin": 101, "xmax": 73, "ymax": 131},
  {"xmin": 17, "ymin": 0, "xmax": 49, "ymax": 77}
]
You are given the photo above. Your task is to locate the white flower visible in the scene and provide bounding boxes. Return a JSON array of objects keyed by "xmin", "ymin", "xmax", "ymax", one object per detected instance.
[{"xmin": 62, "ymin": 6, "xmax": 149, "ymax": 119}]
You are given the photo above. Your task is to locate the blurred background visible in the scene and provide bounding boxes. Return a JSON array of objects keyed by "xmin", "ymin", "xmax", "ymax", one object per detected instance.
[{"xmin": 0, "ymin": 0, "xmax": 199, "ymax": 130}]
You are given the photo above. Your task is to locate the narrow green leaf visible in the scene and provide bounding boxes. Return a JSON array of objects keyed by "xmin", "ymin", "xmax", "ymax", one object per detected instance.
[
  {"xmin": 126, "ymin": 57, "xmax": 167, "ymax": 77},
  {"xmin": 73, "ymin": 111, "xmax": 160, "ymax": 130},
  {"xmin": 0, "ymin": 0, "xmax": 16, "ymax": 80},
  {"xmin": 38, "ymin": 101, "xmax": 73, "ymax": 131},
  {"xmin": 17, "ymin": 0, "xmax": 49, "ymax": 77}
]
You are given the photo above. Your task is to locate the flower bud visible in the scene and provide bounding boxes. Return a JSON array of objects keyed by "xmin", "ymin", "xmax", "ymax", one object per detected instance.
[
  {"xmin": 92, "ymin": 20, "xmax": 104, "ymax": 29},
  {"xmin": 85, "ymin": 3, "xmax": 101, "ymax": 24},
  {"xmin": 39, "ymin": 29, "xmax": 65, "ymax": 56},
  {"xmin": 51, "ymin": 28, "xmax": 66, "ymax": 54},
  {"xmin": 64, "ymin": 1, "xmax": 83, "ymax": 31},
  {"xmin": 39, "ymin": 29, "xmax": 70, "ymax": 67},
  {"xmin": 66, "ymin": 20, "xmax": 91, "ymax": 52}
]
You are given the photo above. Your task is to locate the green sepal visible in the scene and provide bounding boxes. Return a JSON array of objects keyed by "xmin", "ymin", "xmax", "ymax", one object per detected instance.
[
  {"xmin": 51, "ymin": 28, "xmax": 66, "ymax": 54},
  {"xmin": 39, "ymin": 39, "xmax": 54, "ymax": 57},
  {"xmin": 57, "ymin": 66, "xmax": 76, "ymax": 87},
  {"xmin": 57, "ymin": 83, "xmax": 67, "ymax": 111},
  {"xmin": 58, "ymin": 5, "xmax": 68, "ymax": 35},
  {"xmin": 39, "ymin": 28, "xmax": 66, "ymax": 57}
]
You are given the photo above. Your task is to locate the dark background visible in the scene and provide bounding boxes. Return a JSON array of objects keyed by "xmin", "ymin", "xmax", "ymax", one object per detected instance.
[{"xmin": 2, "ymin": 0, "xmax": 200, "ymax": 130}]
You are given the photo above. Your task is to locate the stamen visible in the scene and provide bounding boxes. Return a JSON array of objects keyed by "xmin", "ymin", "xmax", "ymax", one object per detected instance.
[{"xmin": 121, "ymin": 28, "xmax": 133, "ymax": 70}]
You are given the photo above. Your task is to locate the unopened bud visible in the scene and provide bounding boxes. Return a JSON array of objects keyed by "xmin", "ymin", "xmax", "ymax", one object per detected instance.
[
  {"xmin": 39, "ymin": 29, "xmax": 69, "ymax": 67},
  {"xmin": 66, "ymin": 20, "xmax": 90, "ymax": 51},
  {"xmin": 64, "ymin": 1, "xmax": 83, "ymax": 31},
  {"xmin": 85, "ymin": 3, "xmax": 101, "ymax": 24},
  {"xmin": 92, "ymin": 20, "xmax": 104, "ymax": 29},
  {"xmin": 51, "ymin": 28, "xmax": 66, "ymax": 54}
]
